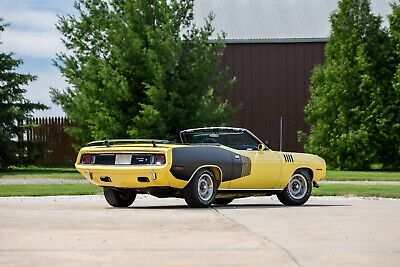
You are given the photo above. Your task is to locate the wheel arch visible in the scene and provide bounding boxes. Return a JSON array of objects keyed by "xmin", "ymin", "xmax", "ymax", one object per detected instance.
[
  {"xmin": 277, "ymin": 167, "xmax": 314, "ymax": 206},
  {"xmin": 187, "ymin": 165, "xmax": 223, "ymax": 185},
  {"xmin": 294, "ymin": 167, "xmax": 314, "ymax": 180}
]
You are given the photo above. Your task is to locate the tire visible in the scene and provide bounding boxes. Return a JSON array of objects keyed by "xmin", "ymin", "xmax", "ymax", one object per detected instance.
[
  {"xmin": 183, "ymin": 169, "xmax": 217, "ymax": 208},
  {"xmin": 213, "ymin": 198, "xmax": 234, "ymax": 205},
  {"xmin": 103, "ymin": 187, "xmax": 137, "ymax": 207},
  {"xmin": 277, "ymin": 170, "xmax": 312, "ymax": 206}
]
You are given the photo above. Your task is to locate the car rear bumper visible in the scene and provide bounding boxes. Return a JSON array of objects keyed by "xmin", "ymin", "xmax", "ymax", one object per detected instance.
[{"xmin": 75, "ymin": 164, "xmax": 174, "ymax": 188}]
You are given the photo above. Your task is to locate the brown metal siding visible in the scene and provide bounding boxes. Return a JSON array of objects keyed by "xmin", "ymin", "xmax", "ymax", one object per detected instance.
[
  {"xmin": 25, "ymin": 117, "xmax": 77, "ymax": 166},
  {"xmin": 223, "ymin": 42, "xmax": 325, "ymax": 152}
]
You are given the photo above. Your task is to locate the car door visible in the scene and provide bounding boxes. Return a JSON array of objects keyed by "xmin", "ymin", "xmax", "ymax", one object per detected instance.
[{"xmin": 228, "ymin": 148, "xmax": 282, "ymax": 189}]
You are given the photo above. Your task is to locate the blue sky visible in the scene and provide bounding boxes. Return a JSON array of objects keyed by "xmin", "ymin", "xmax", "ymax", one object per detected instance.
[{"xmin": 1, "ymin": 0, "xmax": 77, "ymax": 117}]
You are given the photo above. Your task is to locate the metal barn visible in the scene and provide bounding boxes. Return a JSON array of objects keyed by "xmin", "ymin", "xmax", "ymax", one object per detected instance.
[{"xmin": 193, "ymin": 0, "xmax": 391, "ymax": 151}]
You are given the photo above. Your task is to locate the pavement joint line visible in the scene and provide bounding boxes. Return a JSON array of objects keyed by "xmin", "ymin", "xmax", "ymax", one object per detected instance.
[
  {"xmin": 212, "ymin": 206, "xmax": 301, "ymax": 267},
  {"xmin": 0, "ymin": 248, "xmax": 258, "ymax": 252},
  {"xmin": 2, "ymin": 179, "xmax": 400, "ymax": 185},
  {"xmin": 1, "ymin": 179, "xmax": 400, "ymax": 186}
]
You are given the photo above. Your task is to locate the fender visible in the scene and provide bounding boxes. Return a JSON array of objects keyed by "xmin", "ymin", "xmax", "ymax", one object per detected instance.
[{"xmin": 185, "ymin": 165, "xmax": 223, "ymax": 184}]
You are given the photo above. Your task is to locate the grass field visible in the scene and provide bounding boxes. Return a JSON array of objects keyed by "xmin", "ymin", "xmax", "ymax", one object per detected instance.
[
  {"xmin": 0, "ymin": 183, "xmax": 399, "ymax": 198},
  {"xmin": 0, "ymin": 184, "xmax": 101, "ymax": 197},
  {"xmin": 312, "ymin": 184, "xmax": 400, "ymax": 198},
  {"xmin": 0, "ymin": 166, "xmax": 82, "ymax": 180},
  {"xmin": 325, "ymin": 170, "xmax": 400, "ymax": 181},
  {"xmin": 1, "ymin": 167, "xmax": 400, "ymax": 198},
  {"xmin": 2, "ymin": 167, "xmax": 400, "ymax": 181}
]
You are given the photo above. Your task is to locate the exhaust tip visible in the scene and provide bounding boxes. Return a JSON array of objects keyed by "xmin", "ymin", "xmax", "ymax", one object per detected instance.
[
  {"xmin": 138, "ymin": 177, "xmax": 150, "ymax": 182},
  {"xmin": 100, "ymin": 176, "xmax": 112, "ymax": 182}
]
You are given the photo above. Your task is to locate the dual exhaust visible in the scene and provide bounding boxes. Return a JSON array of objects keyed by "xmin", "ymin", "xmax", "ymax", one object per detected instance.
[{"xmin": 94, "ymin": 170, "xmax": 157, "ymax": 183}]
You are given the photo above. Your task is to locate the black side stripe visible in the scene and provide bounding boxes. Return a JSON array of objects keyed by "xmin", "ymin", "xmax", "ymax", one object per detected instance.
[{"xmin": 170, "ymin": 146, "xmax": 252, "ymax": 181}]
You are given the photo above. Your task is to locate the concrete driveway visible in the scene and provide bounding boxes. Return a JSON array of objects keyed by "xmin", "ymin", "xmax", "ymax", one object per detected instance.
[{"xmin": 0, "ymin": 195, "xmax": 399, "ymax": 266}]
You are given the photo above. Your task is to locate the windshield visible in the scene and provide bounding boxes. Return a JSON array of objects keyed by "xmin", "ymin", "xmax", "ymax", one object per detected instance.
[{"xmin": 181, "ymin": 129, "xmax": 261, "ymax": 150}]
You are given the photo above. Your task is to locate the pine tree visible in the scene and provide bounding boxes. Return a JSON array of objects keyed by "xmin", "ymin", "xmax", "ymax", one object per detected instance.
[
  {"xmin": 0, "ymin": 19, "xmax": 47, "ymax": 169},
  {"xmin": 51, "ymin": 0, "xmax": 234, "ymax": 145}
]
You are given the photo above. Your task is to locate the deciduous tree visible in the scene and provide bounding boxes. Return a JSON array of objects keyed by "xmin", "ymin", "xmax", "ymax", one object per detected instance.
[
  {"xmin": 385, "ymin": 3, "xmax": 400, "ymax": 168},
  {"xmin": 51, "ymin": 0, "xmax": 234, "ymax": 145},
  {"xmin": 300, "ymin": 0, "xmax": 394, "ymax": 170}
]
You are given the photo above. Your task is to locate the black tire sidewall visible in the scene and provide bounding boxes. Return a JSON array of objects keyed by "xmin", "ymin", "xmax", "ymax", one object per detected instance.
[
  {"xmin": 103, "ymin": 187, "xmax": 136, "ymax": 207},
  {"xmin": 278, "ymin": 170, "xmax": 312, "ymax": 206},
  {"xmin": 183, "ymin": 169, "xmax": 217, "ymax": 208}
]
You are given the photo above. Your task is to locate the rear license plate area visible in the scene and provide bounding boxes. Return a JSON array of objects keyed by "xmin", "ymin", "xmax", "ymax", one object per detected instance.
[{"xmin": 115, "ymin": 154, "xmax": 132, "ymax": 165}]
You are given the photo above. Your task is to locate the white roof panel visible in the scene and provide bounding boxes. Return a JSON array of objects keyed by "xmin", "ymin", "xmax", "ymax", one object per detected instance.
[{"xmin": 193, "ymin": 0, "xmax": 393, "ymax": 43}]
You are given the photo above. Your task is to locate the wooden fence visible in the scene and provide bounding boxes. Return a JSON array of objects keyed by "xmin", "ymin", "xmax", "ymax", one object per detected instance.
[{"xmin": 25, "ymin": 117, "xmax": 77, "ymax": 166}]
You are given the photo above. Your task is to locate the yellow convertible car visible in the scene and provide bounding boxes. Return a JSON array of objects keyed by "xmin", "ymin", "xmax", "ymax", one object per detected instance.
[{"xmin": 75, "ymin": 127, "xmax": 326, "ymax": 208}]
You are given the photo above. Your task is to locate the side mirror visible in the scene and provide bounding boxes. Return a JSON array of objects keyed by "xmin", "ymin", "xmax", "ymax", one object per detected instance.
[{"xmin": 257, "ymin": 143, "xmax": 266, "ymax": 151}]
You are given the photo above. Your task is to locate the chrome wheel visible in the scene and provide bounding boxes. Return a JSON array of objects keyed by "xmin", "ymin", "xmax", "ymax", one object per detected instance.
[
  {"xmin": 288, "ymin": 174, "xmax": 308, "ymax": 200},
  {"xmin": 197, "ymin": 173, "xmax": 214, "ymax": 202}
]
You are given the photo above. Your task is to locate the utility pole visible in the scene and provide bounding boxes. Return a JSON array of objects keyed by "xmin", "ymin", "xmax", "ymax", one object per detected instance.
[{"xmin": 279, "ymin": 116, "xmax": 283, "ymax": 151}]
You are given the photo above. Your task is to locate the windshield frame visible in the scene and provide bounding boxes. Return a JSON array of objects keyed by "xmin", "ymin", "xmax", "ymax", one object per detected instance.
[{"xmin": 180, "ymin": 127, "xmax": 270, "ymax": 150}]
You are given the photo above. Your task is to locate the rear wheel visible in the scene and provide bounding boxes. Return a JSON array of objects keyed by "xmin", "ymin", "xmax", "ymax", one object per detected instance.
[
  {"xmin": 213, "ymin": 198, "xmax": 234, "ymax": 205},
  {"xmin": 103, "ymin": 187, "xmax": 136, "ymax": 207},
  {"xmin": 277, "ymin": 170, "xmax": 312, "ymax": 206},
  {"xmin": 183, "ymin": 169, "xmax": 217, "ymax": 208}
]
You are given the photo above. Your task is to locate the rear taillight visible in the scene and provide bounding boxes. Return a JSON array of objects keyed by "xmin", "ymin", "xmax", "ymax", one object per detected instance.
[
  {"xmin": 154, "ymin": 154, "xmax": 166, "ymax": 165},
  {"xmin": 81, "ymin": 154, "xmax": 94, "ymax": 164}
]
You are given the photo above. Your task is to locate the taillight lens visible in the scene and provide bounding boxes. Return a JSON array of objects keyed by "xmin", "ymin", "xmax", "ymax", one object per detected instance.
[
  {"xmin": 154, "ymin": 154, "xmax": 166, "ymax": 165},
  {"xmin": 81, "ymin": 154, "xmax": 94, "ymax": 164}
]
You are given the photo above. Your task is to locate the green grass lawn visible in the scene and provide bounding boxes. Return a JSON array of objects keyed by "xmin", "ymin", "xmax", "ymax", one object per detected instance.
[
  {"xmin": 0, "ymin": 183, "xmax": 399, "ymax": 198},
  {"xmin": 312, "ymin": 184, "xmax": 400, "ymax": 198},
  {"xmin": 325, "ymin": 170, "xmax": 400, "ymax": 181},
  {"xmin": 0, "ymin": 184, "xmax": 101, "ymax": 197},
  {"xmin": 1, "ymin": 166, "xmax": 400, "ymax": 198},
  {"xmin": 0, "ymin": 166, "xmax": 82, "ymax": 180},
  {"xmin": 2, "ymin": 167, "xmax": 399, "ymax": 181}
]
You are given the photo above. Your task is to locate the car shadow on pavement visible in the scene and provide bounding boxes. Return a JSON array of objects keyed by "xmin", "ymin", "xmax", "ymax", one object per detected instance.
[
  {"xmin": 214, "ymin": 203, "xmax": 351, "ymax": 209},
  {"xmin": 121, "ymin": 205, "xmax": 191, "ymax": 209},
  {"xmin": 118, "ymin": 203, "xmax": 351, "ymax": 210}
]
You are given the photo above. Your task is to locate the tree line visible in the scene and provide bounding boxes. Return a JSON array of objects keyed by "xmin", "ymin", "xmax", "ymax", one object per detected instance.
[
  {"xmin": 301, "ymin": 0, "xmax": 400, "ymax": 170},
  {"xmin": 1, "ymin": 0, "xmax": 399, "ymax": 170}
]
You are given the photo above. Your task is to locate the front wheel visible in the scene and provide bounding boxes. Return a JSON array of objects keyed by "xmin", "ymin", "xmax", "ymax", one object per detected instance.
[
  {"xmin": 183, "ymin": 169, "xmax": 217, "ymax": 208},
  {"xmin": 277, "ymin": 170, "xmax": 312, "ymax": 206},
  {"xmin": 103, "ymin": 187, "xmax": 136, "ymax": 207}
]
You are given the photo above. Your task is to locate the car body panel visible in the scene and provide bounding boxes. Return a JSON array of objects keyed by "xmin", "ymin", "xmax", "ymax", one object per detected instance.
[{"xmin": 228, "ymin": 149, "xmax": 282, "ymax": 189}]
